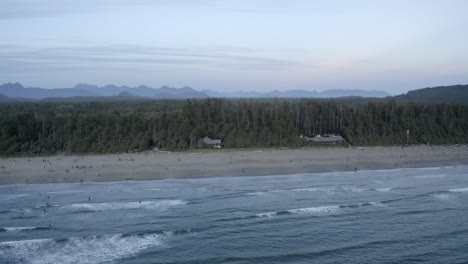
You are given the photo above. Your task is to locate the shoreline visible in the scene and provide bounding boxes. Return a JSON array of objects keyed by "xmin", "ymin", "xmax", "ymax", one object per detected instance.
[{"xmin": 1, "ymin": 145, "xmax": 467, "ymax": 185}]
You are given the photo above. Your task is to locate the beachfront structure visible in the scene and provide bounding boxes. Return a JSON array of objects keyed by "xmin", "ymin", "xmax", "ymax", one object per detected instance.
[
  {"xmin": 301, "ymin": 134, "xmax": 345, "ymax": 143},
  {"xmin": 199, "ymin": 137, "xmax": 223, "ymax": 148}
]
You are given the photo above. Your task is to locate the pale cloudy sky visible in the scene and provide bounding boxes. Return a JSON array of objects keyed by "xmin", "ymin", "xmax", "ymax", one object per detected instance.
[{"xmin": 1, "ymin": 0, "xmax": 468, "ymax": 93}]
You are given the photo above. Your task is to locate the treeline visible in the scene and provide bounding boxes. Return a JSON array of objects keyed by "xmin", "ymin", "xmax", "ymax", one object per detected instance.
[{"xmin": 0, "ymin": 99, "xmax": 467, "ymax": 155}]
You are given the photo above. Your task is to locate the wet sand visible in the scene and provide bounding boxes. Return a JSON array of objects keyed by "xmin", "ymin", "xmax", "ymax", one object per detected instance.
[{"xmin": 0, "ymin": 145, "xmax": 467, "ymax": 185}]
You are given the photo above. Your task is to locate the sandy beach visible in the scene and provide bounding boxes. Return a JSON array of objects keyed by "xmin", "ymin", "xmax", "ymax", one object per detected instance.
[{"xmin": 0, "ymin": 145, "xmax": 467, "ymax": 185}]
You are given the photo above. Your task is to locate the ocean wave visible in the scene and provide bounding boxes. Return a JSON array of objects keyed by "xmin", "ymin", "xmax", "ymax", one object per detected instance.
[
  {"xmin": 257, "ymin": 202, "xmax": 384, "ymax": 218},
  {"xmin": 141, "ymin": 188, "xmax": 162, "ymax": 191},
  {"xmin": 0, "ymin": 208, "xmax": 32, "ymax": 215},
  {"xmin": 249, "ymin": 186, "xmax": 396, "ymax": 197},
  {"xmin": 415, "ymin": 174, "xmax": 448, "ymax": 179},
  {"xmin": 62, "ymin": 200, "xmax": 186, "ymax": 211},
  {"xmin": 0, "ymin": 232, "xmax": 169, "ymax": 264},
  {"xmin": 291, "ymin": 188, "xmax": 322, "ymax": 192},
  {"xmin": 256, "ymin": 212, "xmax": 278, "ymax": 218},
  {"xmin": 0, "ymin": 194, "xmax": 30, "ymax": 200},
  {"xmin": 374, "ymin": 188, "xmax": 392, "ymax": 192},
  {"xmin": 257, "ymin": 205, "xmax": 340, "ymax": 218},
  {"xmin": 0, "ymin": 226, "xmax": 50, "ymax": 233},
  {"xmin": 340, "ymin": 187, "xmax": 367, "ymax": 193},
  {"xmin": 245, "ymin": 191, "xmax": 268, "ymax": 196},
  {"xmin": 247, "ymin": 187, "xmax": 328, "ymax": 196},
  {"xmin": 449, "ymin": 187, "xmax": 468, "ymax": 193},
  {"xmin": 289, "ymin": 205, "xmax": 340, "ymax": 214},
  {"xmin": 48, "ymin": 190, "xmax": 84, "ymax": 194},
  {"xmin": 433, "ymin": 193, "xmax": 453, "ymax": 200}
]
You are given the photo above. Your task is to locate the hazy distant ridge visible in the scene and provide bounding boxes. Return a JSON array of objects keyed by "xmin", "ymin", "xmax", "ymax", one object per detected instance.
[{"xmin": 0, "ymin": 82, "xmax": 391, "ymax": 100}]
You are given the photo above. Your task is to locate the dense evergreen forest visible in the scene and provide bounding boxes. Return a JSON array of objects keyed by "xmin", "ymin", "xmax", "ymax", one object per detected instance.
[
  {"xmin": 0, "ymin": 98, "xmax": 467, "ymax": 155},
  {"xmin": 395, "ymin": 84, "xmax": 468, "ymax": 103}
]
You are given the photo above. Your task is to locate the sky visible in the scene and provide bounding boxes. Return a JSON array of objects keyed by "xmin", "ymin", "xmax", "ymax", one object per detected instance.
[{"xmin": 1, "ymin": 0, "xmax": 468, "ymax": 94}]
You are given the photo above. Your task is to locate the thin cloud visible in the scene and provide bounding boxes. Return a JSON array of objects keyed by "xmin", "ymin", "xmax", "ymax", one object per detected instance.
[
  {"xmin": 0, "ymin": 44, "xmax": 304, "ymax": 70},
  {"xmin": 0, "ymin": 0, "xmax": 215, "ymax": 19}
]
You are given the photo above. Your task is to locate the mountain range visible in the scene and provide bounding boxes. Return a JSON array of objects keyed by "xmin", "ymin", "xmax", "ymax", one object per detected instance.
[{"xmin": 0, "ymin": 82, "xmax": 391, "ymax": 100}]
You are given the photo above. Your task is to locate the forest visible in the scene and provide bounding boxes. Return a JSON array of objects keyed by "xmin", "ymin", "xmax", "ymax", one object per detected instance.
[{"xmin": 0, "ymin": 98, "xmax": 467, "ymax": 155}]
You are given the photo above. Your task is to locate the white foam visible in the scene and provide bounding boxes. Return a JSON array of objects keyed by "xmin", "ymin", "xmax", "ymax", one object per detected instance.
[
  {"xmin": 142, "ymin": 188, "xmax": 161, "ymax": 191},
  {"xmin": 291, "ymin": 188, "xmax": 321, "ymax": 192},
  {"xmin": 0, "ymin": 238, "xmax": 54, "ymax": 251},
  {"xmin": 415, "ymin": 174, "xmax": 447, "ymax": 179},
  {"xmin": 341, "ymin": 187, "xmax": 366, "ymax": 193},
  {"xmin": 48, "ymin": 190, "xmax": 84, "ymax": 194},
  {"xmin": 0, "ymin": 233, "xmax": 168, "ymax": 264},
  {"xmin": 0, "ymin": 194, "xmax": 30, "ymax": 200},
  {"xmin": 256, "ymin": 201, "xmax": 386, "ymax": 218},
  {"xmin": 63, "ymin": 200, "xmax": 186, "ymax": 211},
  {"xmin": 12, "ymin": 208, "xmax": 32, "ymax": 214},
  {"xmin": 3, "ymin": 227, "xmax": 37, "ymax": 232},
  {"xmin": 449, "ymin": 187, "xmax": 468, "ymax": 193},
  {"xmin": 257, "ymin": 205, "xmax": 340, "ymax": 218},
  {"xmin": 248, "ymin": 187, "xmax": 326, "ymax": 196},
  {"xmin": 269, "ymin": 190, "xmax": 286, "ymax": 193},
  {"xmin": 433, "ymin": 194, "xmax": 453, "ymax": 200},
  {"xmin": 288, "ymin": 206, "xmax": 340, "ymax": 215},
  {"xmin": 365, "ymin": 201, "xmax": 386, "ymax": 207},
  {"xmin": 256, "ymin": 212, "xmax": 277, "ymax": 218},
  {"xmin": 246, "ymin": 192, "xmax": 268, "ymax": 196},
  {"xmin": 375, "ymin": 188, "xmax": 392, "ymax": 192}
]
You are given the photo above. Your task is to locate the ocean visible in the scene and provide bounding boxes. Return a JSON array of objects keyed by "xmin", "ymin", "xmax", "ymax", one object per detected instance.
[{"xmin": 1, "ymin": 166, "xmax": 467, "ymax": 264}]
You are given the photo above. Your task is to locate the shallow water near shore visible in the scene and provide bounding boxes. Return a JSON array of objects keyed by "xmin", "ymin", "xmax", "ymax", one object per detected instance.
[{"xmin": 1, "ymin": 166, "xmax": 468, "ymax": 263}]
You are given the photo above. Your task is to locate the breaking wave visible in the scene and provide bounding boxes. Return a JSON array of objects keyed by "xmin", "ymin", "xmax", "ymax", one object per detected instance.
[
  {"xmin": 374, "ymin": 188, "xmax": 392, "ymax": 192},
  {"xmin": 62, "ymin": 200, "xmax": 186, "ymax": 212},
  {"xmin": 449, "ymin": 187, "xmax": 468, "ymax": 193},
  {"xmin": 433, "ymin": 193, "xmax": 454, "ymax": 200},
  {"xmin": 48, "ymin": 190, "xmax": 84, "ymax": 194},
  {"xmin": 415, "ymin": 174, "xmax": 448, "ymax": 179},
  {"xmin": 0, "ymin": 226, "xmax": 49, "ymax": 233},
  {"xmin": 0, "ymin": 194, "xmax": 30, "ymax": 200},
  {"xmin": 0, "ymin": 232, "xmax": 169, "ymax": 264},
  {"xmin": 256, "ymin": 202, "xmax": 383, "ymax": 218}
]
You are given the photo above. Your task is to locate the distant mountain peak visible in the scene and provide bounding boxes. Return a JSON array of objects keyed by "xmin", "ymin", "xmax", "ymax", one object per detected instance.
[
  {"xmin": 1, "ymin": 82, "xmax": 24, "ymax": 89},
  {"xmin": 103, "ymin": 84, "xmax": 120, "ymax": 89}
]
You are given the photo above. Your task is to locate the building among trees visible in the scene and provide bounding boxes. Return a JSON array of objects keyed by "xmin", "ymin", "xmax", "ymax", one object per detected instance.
[
  {"xmin": 301, "ymin": 134, "xmax": 346, "ymax": 144},
  {"xmin": 199, "ymin": 137, "xmax": 223, "ymax": 148}
]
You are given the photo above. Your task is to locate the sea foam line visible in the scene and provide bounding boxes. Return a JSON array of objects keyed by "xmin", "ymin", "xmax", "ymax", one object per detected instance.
[
  {"xmin": 449, "ymin": 187, "xmax": 468, "ymax": 193},
  {"xmin": 1, "ymin": 227, "xmax": 40, "ymax": 232},
  {"xmin": 0, "ymin": 194, "xmax": 30, "ymax": 200},
  {"xmin": 63, "ymin": 200, "xmax": 186, "ymax": 211},
  {"xmin": 0, "ymin": 232, "xmax": 169, "ymax": 264},
  {"xmin": 415, "ymin": 174, "xmax": 448, "ymax": 179},
  {"xmin": 256, "ymin": 201, "xmax": 384, "ymax": 218},
  {"xmin": 257, "ymin": 205, "xmax": 340, "ymax": 218}
]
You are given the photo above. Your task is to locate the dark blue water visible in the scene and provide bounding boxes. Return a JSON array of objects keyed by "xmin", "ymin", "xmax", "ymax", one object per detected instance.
[{"xmin": 1, "ymin": 166, "xmax": 468, "ymax": 264}]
